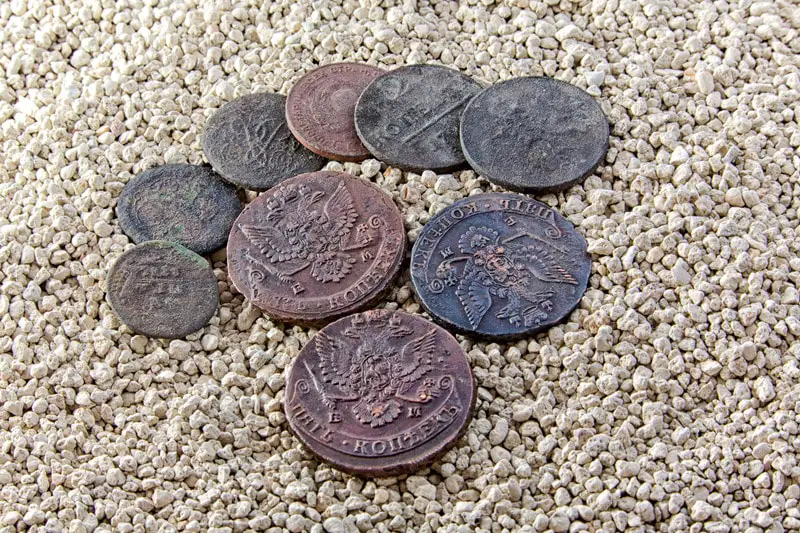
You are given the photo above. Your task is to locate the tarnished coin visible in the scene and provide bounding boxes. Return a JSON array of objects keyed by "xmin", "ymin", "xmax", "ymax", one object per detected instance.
[
  {"xmin": 107, "ymin": 241, "xmax": 219, "ymax": 339},
  {"xmin": 226, "ymin": 171, "xmax": 405, "ymax": 324},
  {"xmin": 460, "ymin": 77, "xmax": 609, "ymax": 193},
  {"xmin": 116, "ymin": 164, "xmax": 241, "ymax": 255},
  {"xmin": 285, "ymin": 309, "xmax": 476, "ymax": 477},
  {"xmin": 354, "ymin": 64, "xmax": 482, "ymax": 172},
  {"xmin": 286, "ymin": 63, "xmax": 384, "ymax": 162},
  {"xmin": 411, "ymin": 193, "xmax": 591, "ymax": 339},
  {"xmin": 202, "ymin": 93, "xmax": 326, "ymax": 191}
]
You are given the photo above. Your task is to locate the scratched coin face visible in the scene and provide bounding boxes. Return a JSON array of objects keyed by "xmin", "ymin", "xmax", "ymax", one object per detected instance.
[
  {"xmin": 202, "ymin": 93, "xmax": 326, "ymax": 191},
  {"xmin": 116, "ymin": 164, "xmax": 241, "ymax": 255},
  {"xmin": 285, "ymin": 309, "xmax": 476, "ymax": 477},
  {"xmin": 226, "ymin": 171, "xmax": 406, "ymax": 324},
  {"xmin": 460, "ymin": 77, "xmax": 609, "ymax": 193},
  {"xmin": 354, "ymin": 64, "xmax": 483, "ymax": 172},
  {"xmin": 286, "ymin": 63, "xmax": 384, "ymax": 162},
  {"xmin": 410, "ymin": 193, "xmax": 591, "ymax": 339},
  {"xmin": 106, "ymin": 241, "xmax": 219, "ymax": 339}
]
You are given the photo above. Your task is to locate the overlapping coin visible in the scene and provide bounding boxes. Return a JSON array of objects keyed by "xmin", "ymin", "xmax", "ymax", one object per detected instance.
[
  {"xmin": 226, "ymin": 171, "xmax": 405, "ymax": 324},
  {"xmin": 411, "ymin": 193, "xmax": 591, "ymax": 339},
  {"xmin": 285, "ymin": 309, "xmax": 476, "ymax": 477}
]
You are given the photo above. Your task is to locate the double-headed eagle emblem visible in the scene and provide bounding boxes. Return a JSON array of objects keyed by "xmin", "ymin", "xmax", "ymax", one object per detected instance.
[{"xmin": 435, "ymin": 227, "xmax": 578, "ymax": 328}]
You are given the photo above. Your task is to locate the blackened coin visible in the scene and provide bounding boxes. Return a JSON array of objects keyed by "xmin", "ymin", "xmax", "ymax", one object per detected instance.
[
  {"xmin": 460, "ymin": 77, "xmax": 609, "ymax": 193},
  {"xmin": 286, "ymin": 63, "xmax": 384, "ymax": 162},
  {"xmin": 202, "ymin": 93, "xmax": 326, "ymax": 191},
  {"xmin": 106, "ymin": 241, "xmax": 219, "ymax": 339},
  {"xmin": 285, "ymin": 309, "xmax": 476, "ymax": 477},
  {"xmin": 354, "ymin": 64, "xmax": 482, "ymax": 172},
  {"xmin": 116, "ymin": 164, "xmax": 241, "ymax": 255},
  {"xmin": 226, "ymin": 171, "xmax": 405, "ymax": 324},
  {"xmin": 411, "ymin": 193, "xmax": 591, "ymax": 339}
]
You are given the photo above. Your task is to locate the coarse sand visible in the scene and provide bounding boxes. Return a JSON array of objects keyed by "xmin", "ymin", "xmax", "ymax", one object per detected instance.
[{"xmin": 1, "ymin": 0, "xmax": 799, "ymax": 532}]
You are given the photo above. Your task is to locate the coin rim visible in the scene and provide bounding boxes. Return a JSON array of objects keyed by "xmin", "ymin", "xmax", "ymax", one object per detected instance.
[
  {"xmin": 284, "ymin": 309, "xmax": 477, "ymax": 477},
  {"xmin": 459, "ymin": 76, "xmax": 610, "ymax": 193},
  {"xmin": 410, "ymin": 192, "xmax": 592, "ymax": 340}
]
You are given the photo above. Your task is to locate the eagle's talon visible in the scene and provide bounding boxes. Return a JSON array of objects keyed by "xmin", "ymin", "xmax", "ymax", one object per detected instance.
[{"xmin": 541, "ymin": 300, "xmax": 553, "ymax": 311}]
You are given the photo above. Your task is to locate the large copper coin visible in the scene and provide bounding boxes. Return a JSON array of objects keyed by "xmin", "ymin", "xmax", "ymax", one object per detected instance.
[
  {"xmin": 411, "ymin": 193, "xmax": 591, "ymax": 339},
  {"xmin": 286, "ymin": 63, "xmax": 383, "ymax": 162},
  {"xmin": 226, "ymin": 171, "xmax": 405, "ymax": 324},
  {"xmin": 285, "ymin": 309, "xmax": 476, "ymax": 477},
  {"xmin": 106, "ymin": 241, "xmax": 219, "ymax": 338},
  {"xmin": 202, "ymin": 93, "xmax": 326, "ymax": 191}
]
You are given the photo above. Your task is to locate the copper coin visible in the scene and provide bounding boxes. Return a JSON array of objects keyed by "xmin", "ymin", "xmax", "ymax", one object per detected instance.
[
  {"xmin": 226, "ymin": 171, "xmax": 405, "ymax": 324},
  {"xmin": 285, "ymin": 309, "xmax": 476, "ymax": 477},
  {"xmin": 202, "ymin": 93, "xmax": 326, "ymax": 191},
  {"xmin": 410, "ymin": 193, "xmax": 591, "ymax": 339},
  {"xmin": 286, "ymin": 63, "xmax": 383, "ymax": 162},
  {"xmin": 106, "ymin": 241, "xmax": 219, "ymax": 339}
]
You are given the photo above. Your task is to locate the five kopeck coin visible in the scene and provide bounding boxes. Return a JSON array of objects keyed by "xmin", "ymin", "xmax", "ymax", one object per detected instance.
[
  {"xmin": 202, "ymin": 93, "xmax": 326, "ymax": 191},
  {"xmin": 226, "ymin": 171, "xmax": 406, "ymax": 324},
  {"xmin": 286, "ymin": 63, "xmax": 384, "ymax": 162},
  {"xmin": 285, "ymin": 309, "xmax": 476, "ymax": 477},
  {"xmin": 410, "ymin": 193, "xmax": 591, "ymax": 339},
  {"xmin": 106, "ymin": 241, "xmax": 219, "ymax": 339},
  {"xmin": 460, "ymin": 76, "xmax": 609, "ymax": 193}
]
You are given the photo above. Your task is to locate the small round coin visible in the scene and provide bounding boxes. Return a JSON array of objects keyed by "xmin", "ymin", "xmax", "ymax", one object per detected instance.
[
  {"xmin": 202, "ymin": 93, "xmax": 326, "ymax": 191},
  {"xmin": 411, "ymin": 193, "xmax": 591, "ymax": 339},
  {"xmin": 286, "ymin": 63, "xmax": 384, "ymax": 162},
  {"xmin": 116, "ymin": 164, "xmax": 241, "ymax": 255},
  {"xmin": 354, "ymin": 64, "xmax": 483, "ymax": 172},
  {"xmin": 226, "ymin": 171, "xmax": 405, "ymax": 324},
  {"xmin": 460, "ymin": 76, "xmax": 610, "ymax": 193},
  {"xmin": 285, "ymin": 309, "xmax": 476, "ymax": 477},
  {"xmin": 106, "ymin": 241, "xmax": 219, "ymax": 339}
]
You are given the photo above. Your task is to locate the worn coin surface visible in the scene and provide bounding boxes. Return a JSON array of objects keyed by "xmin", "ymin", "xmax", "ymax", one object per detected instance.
[
  {"xmin": 411, "ymin": 193, "xmax": 591, "ymax": 339},
  {"xmin": 285, "ymin": 309, "xmax": 476, "ymax": 477},
  {"xmin": 116, "ymin": 164, "xmax": 241, "ymax": 255},
  {"xmin": 106, "ymin": 241, "xmax": 219, "ymax": 338},
  {"xmin": 460, "ymin": 77, "xmax": 609, "ymax": 193},
  {"xmin": 202, "ymin": 93, "xmax": 326, "ymax": 191},
  {"xmin": 286, "ymin": 63, "xmax": 383, "ymax": 162},
  {"xmin": 226, "ymin": 171, "xmax": 405, "ymax": 324},
  {"xmin": 354, "ymin": 64, "xmax": 482, "ymax": 172}
]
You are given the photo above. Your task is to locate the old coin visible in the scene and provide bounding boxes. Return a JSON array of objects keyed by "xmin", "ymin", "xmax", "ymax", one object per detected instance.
[
  {"xmin": 460, "ymin": 76, "xmax": 609, "ymax": 193},
  {"xmin": 202, "ymin": 92, "xmax": 326, "ymax": 191},
  {"xmin": 116, "ymin": 164, "xmax": 241, "ymax": 255},
  {"xmin": 285, "ymin": 309, "xmax": 476, "ymax": 477},
  {"xmin": 411, "ymin": 193, "xmax": 591, "ymax": 339},
  {"xmin": 286, "ymin": 63, "xmax": 383, "ymax": 162},
  {"xmin": 106, "ymin": 241, "xmax": 219, "ymax": 339},
  {"xmin": 226, "ymin": 171, "xmax": 405, "ymax": 324},
  {"xmin": 354, "ymin": 64, "xmax": 482, "ymax": 172}
]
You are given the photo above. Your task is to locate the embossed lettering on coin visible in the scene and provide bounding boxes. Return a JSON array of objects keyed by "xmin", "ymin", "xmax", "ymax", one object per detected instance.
[
  {"xmin": 354, "ymin": 64, "xmax": 482, "ymax": 172},
  {"xmin": 106, "ymin": 241, "xmax": 219, "ymax": 339},
  {"xmin": 202, "ymin": 93, "xmax": 326, "ymax": 191},
  {"xmin": 116, "ymin": 164, "xmax": 241, "ymax": 254},
  {"xmin": 286, "ymin": 63, "xmax": 383, "ymax": 161},
  {"xmin": 460, "ymin": 76, "xmax": 609, "ymax": 193},
  {"xmin": 226, "ymin": 171, "xmax": 405, "ymax": 324},
  {"xmin": 411, "ymin": 193, "xmax": 591, "ymax": 339},
  {"xmin": 285, "ymin": 309, "xmax": 476, "ymax": 476}
]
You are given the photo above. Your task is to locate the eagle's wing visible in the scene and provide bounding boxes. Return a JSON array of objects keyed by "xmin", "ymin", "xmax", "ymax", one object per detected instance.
[
  {"xmin": 455, "ymin": 264, "xmax": 492, "ymax": 329},
  {"xmin": 510, "ymin": 244, "xmax": 577, "ymax": 284},
  {"xmin": 396, "ymin": 328, "xmax": 438, "ymax": 388},
  {"xmin": 316, "ymin": 331, "xmax": 352, "ymax": 391},
  {"xmin": 323, "ymin": 181, "xmax": 358, "ymax": 234},
  {"xmin": 240, "ymin": 224, "xmax": 295, "ymax": 263}
]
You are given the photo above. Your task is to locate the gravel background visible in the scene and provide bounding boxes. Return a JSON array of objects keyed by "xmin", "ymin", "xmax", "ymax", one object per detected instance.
[{"xmin": 1, "ymin": 1, "xmax": 799, "ymax": 532}]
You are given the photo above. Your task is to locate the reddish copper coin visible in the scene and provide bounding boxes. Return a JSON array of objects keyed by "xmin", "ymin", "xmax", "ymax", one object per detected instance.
[
  {"xmin": 286, "ymin": 63, "xmax": 383, "ymax": 162},
  {"xmin": 285, "ymin": 309, "xmax": 476, "ymax": 477},
  {"xmin": 226, "ymin": 171, "xmax": 405, "ymax": 324}
]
